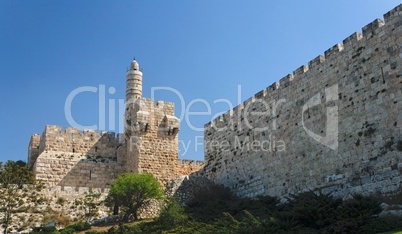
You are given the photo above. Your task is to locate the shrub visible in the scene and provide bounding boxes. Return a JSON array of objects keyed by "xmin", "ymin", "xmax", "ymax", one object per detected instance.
[
  {"xmin": 56, "ymin": 197, "xmax": 66, "ymax": 205},
  {"xmin": 65, "ymin": 221, "xmax": 91, "ymax": 231},
  {"xmin": 96, "ymin": 189, "xmax": 402, "ymax": 234},
  {"xmin": 283, "ymin": 191, "xmax": 343, "ymax": 230},
  {"xmin": 359, "ymin": 215, "xmax": 402, "ymax": 233},
  {"xmin": 326, "ymin": 193, "xmax": 382, "ymax": 233},
  {"xmin": 156, "ymin": 197, "xmax": 188, "ymax": 227},
  {"xmin": 31, "ymin": 226, "xmax": 59, "ymax": 234},
  {"xmin": 85, "ymin": 230, "xmax": 105, "ymax": 234},
  {"xmin": 59, "ymin": 227, "xmax": 75, "ymax": 234},
  {"xmin": 185, "ymin": 184, "xmax": 239, "ymax": 222},
  {"xmin": 106, "ymin": 223, "xmax": 142, "ymax": 234}
]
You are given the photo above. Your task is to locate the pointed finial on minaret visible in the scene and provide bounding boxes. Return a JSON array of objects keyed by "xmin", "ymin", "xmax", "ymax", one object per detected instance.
[{"xmin": 130, "ymin": 59, "xmax": 140, "ymax": 71}]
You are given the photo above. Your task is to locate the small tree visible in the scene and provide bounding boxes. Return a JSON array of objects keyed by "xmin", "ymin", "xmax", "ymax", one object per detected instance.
[
  {"xmin": 107, "ymin": 173, "xmax": 163, "ymax": 221},
  {"xmin": 0, "ymin": 160, "xmax": 43, "ymax": 234}
]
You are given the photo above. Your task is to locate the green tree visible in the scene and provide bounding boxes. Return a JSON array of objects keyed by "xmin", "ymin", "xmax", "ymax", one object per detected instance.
[
  {"xmin": 107, "ymin": 173, "xmax": 163, "ymax": 221},
  {"xmin": 0, "ymin": 160, "xmax": 43, "ymax": 234}
]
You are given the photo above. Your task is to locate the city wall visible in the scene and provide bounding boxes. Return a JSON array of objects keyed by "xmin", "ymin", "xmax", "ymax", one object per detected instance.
[{"xmin": 202, "ymin": 5, "xmax": 402, "ymax": 199}]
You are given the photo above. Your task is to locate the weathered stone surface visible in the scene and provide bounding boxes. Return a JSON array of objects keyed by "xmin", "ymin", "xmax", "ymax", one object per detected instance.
[{"xmin": 202, "ymin": 4, "xmax": 402, "ymax": 200}]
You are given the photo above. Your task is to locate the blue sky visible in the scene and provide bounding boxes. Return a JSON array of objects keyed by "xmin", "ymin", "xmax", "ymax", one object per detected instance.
[{"xmin": 0, "ymin": 1, "xmax": 400, "ymax": 163}]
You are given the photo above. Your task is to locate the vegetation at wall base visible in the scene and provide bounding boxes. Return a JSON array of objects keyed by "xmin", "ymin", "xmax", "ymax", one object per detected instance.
[
  {"xmin": 0, "ymin": 160, "xmax": 44, "ymax": 234},
  {"xmin": 31, "ymin": 221, "xmax": 91, "ymax": 234},
  {"xmin": 84, "ymin": 184, "xmax": 402, "ymax": 234},
  {"xmin": 106, "ymin": 173, "xmax": 163, "ymax": 222},
  {"xmin": 1, "ymin": 166, "xmax": 401, "ymax": 233}
]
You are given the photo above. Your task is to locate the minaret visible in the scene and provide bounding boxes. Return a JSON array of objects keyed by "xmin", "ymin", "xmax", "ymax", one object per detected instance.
[{"xmin": 126, "ymin": 59, "xmax": 143, "ymax": 104}]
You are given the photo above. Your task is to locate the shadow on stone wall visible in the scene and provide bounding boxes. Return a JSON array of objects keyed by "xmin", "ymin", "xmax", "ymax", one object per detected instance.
[{"xmin": 34, "ymin": 131, "xmax": 125, "ymax": 189}]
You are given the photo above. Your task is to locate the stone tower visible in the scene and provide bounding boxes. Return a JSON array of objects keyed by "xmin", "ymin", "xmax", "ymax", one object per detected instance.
[{"xmin": 124, "ymin": 59, "xmax": 183, "ymax": 185}]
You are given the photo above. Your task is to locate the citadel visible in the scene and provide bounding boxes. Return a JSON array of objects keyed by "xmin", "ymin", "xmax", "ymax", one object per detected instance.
[
  {"xmin": 28, "ymin": 4, "xmax": 402, "ymax": 202},
  {"xmin": 28, "ymin": 59, "xmax": 203, "ymax": 189}
]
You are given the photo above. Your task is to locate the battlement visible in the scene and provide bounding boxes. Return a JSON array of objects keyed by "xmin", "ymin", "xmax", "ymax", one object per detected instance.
[
  {"xmin": 28, "ymin": 125, "xmax": 124, "ymax": 167},
  {"xmin": 42, "ymin": 124, "xmax": 121, "ymax": 139},
  {"xmin": 205, "ymin": 4, "xmax": 402, "ymax": 129},
  {"xmin": 174, "ymin": 159, "xmax": 204, "ymax": 178},
  {"xmin": 179, "ymin": 159, "xmax": 205, "ymax": 167}
]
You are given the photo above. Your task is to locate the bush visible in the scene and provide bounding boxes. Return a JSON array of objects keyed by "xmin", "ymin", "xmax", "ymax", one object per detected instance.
[
  {"xmin": 59, "ymin": 227, "xmax": 75, "ymax": 234},
  {"xmin": 94, "ymin": 190, "xmax": 402, "ymax": 234},
  {"xmin": 106, "ymin": 223, "xmax": 142, "ymax": 234},
  {"xmin": 65, "ymin": 221, "xmax": 91, "ymax": 231},
  {"xmin": 283, "ymin": 191, "xmax": 343, "ymax": 230},
  {"xmin": 279, "ymin": 191, "xmax": 387, "ymax": 233},
  {"xmin": 359, "ymin": 215, "xmax": 402, "ymax": 233},
  {"xmin": 185, "ymin": 184, "xmax": 239, "ymax": 222},
  {"xmin": 156, "ymin": 198, "xmax": 188, "ymax": 227},
  {"xmin": 325, "ymin": 193, "xmax": 382, "ymax": 233},
  {"xmin": 56, "ymin": 197, "xmax": 66, "ymax": 205},
  {"xmin": 85, "ymin": 230, "xmax": 105, "ymax": 234},
  {"xmin": 31, "ymin": 226, "xmax": 59, "ymax": 234}
]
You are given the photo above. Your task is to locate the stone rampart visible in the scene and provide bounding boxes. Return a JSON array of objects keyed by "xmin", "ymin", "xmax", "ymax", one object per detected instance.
[{"xmin": 202, "ymin": 5, "xmax": 402, "ymax": 199}]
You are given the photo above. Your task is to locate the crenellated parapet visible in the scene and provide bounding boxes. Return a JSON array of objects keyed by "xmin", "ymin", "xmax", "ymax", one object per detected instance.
[
  {"xmin": 30, "ymin": 124, "xmax": 123, "ymax": 167},
  {"xmin": 175, "ymin": 159, "xmax": 204, "ymax": 177},
  {"xmin": 179, "ymin": 159, "xmax": 205, "ymax": 167}
]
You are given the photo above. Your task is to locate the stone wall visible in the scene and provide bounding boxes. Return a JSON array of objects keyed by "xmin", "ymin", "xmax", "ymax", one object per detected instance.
[
  {"xmin": 34, "ymin": 152, "xmax": 123, "ymax": 188},
  {"xmin": 31, "ymin": 125, "xmax": 125, "ymax": 187},
  {"xmin": 202, "ymin": 4, "xmax": 402, "ymax": 199}
]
